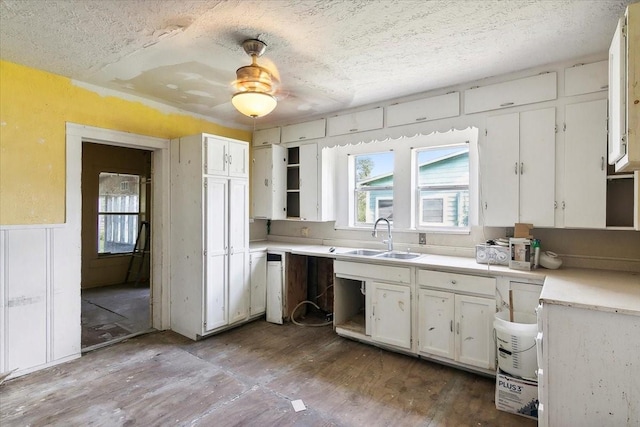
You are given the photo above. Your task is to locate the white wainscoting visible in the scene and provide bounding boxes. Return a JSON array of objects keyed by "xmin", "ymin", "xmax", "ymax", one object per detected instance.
[{"xmin": 0, "ymin": 123, "xmax": 170, "ymax": 379}]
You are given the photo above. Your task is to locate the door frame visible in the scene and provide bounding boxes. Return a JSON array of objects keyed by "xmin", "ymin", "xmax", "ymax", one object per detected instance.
[{"xmin": 67, "ymin": 123, "xmax": 170, "ymax": 331}]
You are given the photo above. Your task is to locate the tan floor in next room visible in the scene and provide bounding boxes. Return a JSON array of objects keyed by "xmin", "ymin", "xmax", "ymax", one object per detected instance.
[{"xmin": 1, "ymin": 319, "xmax": 535, "ymax": 427}]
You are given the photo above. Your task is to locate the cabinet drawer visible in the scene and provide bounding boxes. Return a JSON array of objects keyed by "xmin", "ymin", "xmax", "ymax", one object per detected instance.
[
  {"xmin": 464, "ymin": 72, "xmax": 557, "ymax": 114},
  {"xmin": 327, "ymin": 107, "xmax": 383, "ymax": 136},
  {"xmin": 334, "ymin": 260, "xmax": 411, "ymax": 284},
  {"xmin": 281, "ymin": 119, "xmax": 326, "ymax": 143},
  {"xmin": 253, "ymin": 127, "xmax": 281, "ymax": 147},
  {"xmin": 418, "ymin": 270, "xmax": 495, "ymax": 297},
  {"xmin": 564, "ymin": 60, "xmax": 608, "ymax": 96},
  {"xmin": 387, "ymin": 92, "xmax": 460, "ymax": 127}
]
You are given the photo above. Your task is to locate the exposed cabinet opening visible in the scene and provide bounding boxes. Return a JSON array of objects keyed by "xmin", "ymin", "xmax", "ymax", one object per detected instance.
[
  {"xmin": 606, "ymin": 164, "xmax": 635, "ymax": 228},
  {"xmin": 284, "ymin": 254, "xmax": 334, "ymax": 322},
  {"xmin": 333, "ymin": 277, "xmax": 366, "ymax": 335},
  {"xmin": 287, "ymin": 147, "xmax": 301, "ymax": 218}
]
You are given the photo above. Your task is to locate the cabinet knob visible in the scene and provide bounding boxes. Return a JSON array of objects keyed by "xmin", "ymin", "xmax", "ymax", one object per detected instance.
[
  {"xmin": 500, "ymin": 102, "xmax": 515, "ymax": 107},
  {"xmin": 451, "ymin": 280, "xmax": 457, "ymax": 285},
  {"xmin": 415, "ymin": 117, "xmax": 427, "ymax": 121}
]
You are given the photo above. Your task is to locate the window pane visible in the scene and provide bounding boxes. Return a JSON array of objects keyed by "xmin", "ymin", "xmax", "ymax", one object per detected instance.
[
  {"xmin": 419, "ymin": 189, "xmax": 469, "ymax": 227},
  {"xmin": 417, "ymin": 146, "xmax": 469, "ymax": 187},
  {"xmin": 355, "ymin": 152, "xmax": 394, "ymax": 224},
  {"xmin": 98, "ymin": 214, "xmax": 139, "ymax": 254},
  {"xmin": 98, "ymin": 173, "xmax": 141, "ymax": 254}
]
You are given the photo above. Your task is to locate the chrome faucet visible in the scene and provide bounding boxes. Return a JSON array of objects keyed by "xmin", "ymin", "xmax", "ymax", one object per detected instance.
[{"xmin": 372, "ymin": 217, "xmax": 393, "ymax": 252}]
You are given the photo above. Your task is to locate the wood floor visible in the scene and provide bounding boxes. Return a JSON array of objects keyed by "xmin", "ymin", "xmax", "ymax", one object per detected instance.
[{"xmin": 1, "ymin": 320, "xmax": 535, "ymax": 426}]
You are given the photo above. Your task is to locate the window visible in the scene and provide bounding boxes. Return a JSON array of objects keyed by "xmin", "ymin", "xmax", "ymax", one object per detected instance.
[
  {"xmin": 98, "ymin": 173, "xmax": 142, "ymax": 254},
  {"xmin": 354, "ymin": 151, "xmax": 394, "ymax": 225},
  {"xmin": 415, "ymin": 145, "xmax": 469, "ymax": 229}
]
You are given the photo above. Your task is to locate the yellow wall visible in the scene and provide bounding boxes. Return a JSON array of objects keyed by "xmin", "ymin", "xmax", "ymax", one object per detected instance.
[{"xmin": 0, "ymin": 60, "xmax": 250, "ymax": 225}]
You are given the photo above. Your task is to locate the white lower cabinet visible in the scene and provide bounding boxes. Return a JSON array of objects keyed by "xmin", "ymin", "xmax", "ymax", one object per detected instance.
[
  {"xmin": 370, "ymin": 281, "xmax": 412, "ymax": 349},
  {"xmin": 417, "ymin": 269, "xmax": 496, "ymax": 371},
  {"xmin": 334, "ymin": 260, "xmax": 497, "ymax": 374},
  {"xmin": 418, "ymin": 289, "xmax": 495, "ymax": 369}
]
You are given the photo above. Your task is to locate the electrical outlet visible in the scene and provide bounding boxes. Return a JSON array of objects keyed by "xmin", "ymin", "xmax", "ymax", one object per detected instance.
[{"xmin": 418, "ymin": 233, "xmax": 426, "ymax": 245}]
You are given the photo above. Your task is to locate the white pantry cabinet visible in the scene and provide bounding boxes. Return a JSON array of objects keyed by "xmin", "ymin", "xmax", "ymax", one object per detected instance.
[
  {"xmin": 327, "ymin": 107, "xmax": 383, "ymax": 136},
  {"xmin": 170, "ymin": 134, "xmax": 250, "ymax": 340},
  {"xmin": 251, "ymin": 145, "xmax": 287, "ymax": 219},
  {"xmin": 562, "ymin": 99, "xmax": 607, "ymax": 228},
  {"xmin": 608, "ymin": 3, "xmax": 640, "ymax": 172},
  {"xmin": 464, "ymin": 72, "xmax": 557, "ymax": 114},
  {"xmin": 386, "ymin": 92, "xmax": 460, "ymax": 127},
  {"xmin": 253, "ymin": 126, "xmax": 281, "ymax": 147},
  {"xmin": 249, "ymin": 251, "xmax": 267, "ymax": 317},
  {"xmin": 482, "ymin": 108, "xmax": 556, "ymax": 227},
  {"xmin": 281, "ymin": 118, "xmax": 326, "ymax": 143},
  {"xmin": 417, "ymin": 270, "xmax": 496, "ymax": 370}
]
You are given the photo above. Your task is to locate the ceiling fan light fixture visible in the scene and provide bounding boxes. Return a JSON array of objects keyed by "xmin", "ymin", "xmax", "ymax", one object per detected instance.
[
  {"xmin": 232, "ymin": 39, "xmax": 277, "ymax": 118},
  {"xmin": 232, "ymin": 91, "xmax": 277, "ymax": 118}
]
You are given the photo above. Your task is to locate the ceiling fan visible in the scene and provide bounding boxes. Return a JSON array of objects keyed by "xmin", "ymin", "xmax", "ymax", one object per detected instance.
[{"xmin": 231, "ymin": 39, "xmax": 279, "ymax": 118}]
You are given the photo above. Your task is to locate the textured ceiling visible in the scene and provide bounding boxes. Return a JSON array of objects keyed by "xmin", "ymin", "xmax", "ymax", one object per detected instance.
[{"xmin": 0, "ymin": 0, "xmax": 633, "ymax": 129}]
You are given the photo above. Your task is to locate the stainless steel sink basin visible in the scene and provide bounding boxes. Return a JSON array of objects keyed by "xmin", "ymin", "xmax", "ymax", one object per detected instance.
[
  {"xmin": 343, "ymin": 249, "xmax": 385, "ymax": 256},
  {"xmin": 376, "ymin": 252, "xmax": 423, "ymax": 260}
]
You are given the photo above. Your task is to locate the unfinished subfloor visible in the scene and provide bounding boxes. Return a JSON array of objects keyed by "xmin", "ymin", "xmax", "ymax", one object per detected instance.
[
  {"xmin": 81, "ymin": 282, "xmax": 152, "ymax": 349},
  {"xmin": 1, "ymin": 320, "xmax": 535, "ymax": 426}
]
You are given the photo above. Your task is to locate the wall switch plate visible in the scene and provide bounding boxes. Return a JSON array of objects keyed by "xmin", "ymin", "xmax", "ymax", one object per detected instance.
[
  {"xmin": 301, "ymin": 226, "xmax": 309, "ymax": 237},
  {"xmin": 418, "ymin": 233, "xmax": 426, "ymax": 245}
]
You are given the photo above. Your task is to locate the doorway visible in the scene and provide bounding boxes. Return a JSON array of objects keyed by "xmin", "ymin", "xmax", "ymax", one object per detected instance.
[{"xmin": 80, "ymin": 143, "xmax": 153, "ymax": 350}]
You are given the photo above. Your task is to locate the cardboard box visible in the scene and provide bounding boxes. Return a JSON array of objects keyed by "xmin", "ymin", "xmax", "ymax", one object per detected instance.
[
  {"xmin": 495, "ymin": 370, "xmax": 538, "ymax": 419},
  {"xmin": 509, "ymin": 238, "xmax": 533, "ymax": 270},
  {"xmin": 514, "ymin": 223, "xmax": 533, "ymax": 238}
]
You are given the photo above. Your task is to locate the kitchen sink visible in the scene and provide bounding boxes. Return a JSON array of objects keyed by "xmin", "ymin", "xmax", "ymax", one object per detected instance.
[
  {"xmin": 343, "ymin": 249, "xmax": 386, "ymax": 256},
  {"xmin": 376, "ymin": 252, "xmax": 423, "ymax": 260}
]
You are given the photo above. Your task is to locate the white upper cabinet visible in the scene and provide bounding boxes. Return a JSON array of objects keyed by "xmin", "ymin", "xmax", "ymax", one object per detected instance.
[
  {"xmin": 327, "ymin": 107, "xmax": 383, "ymax": 136},
  {"xmin": 482, "ymin": 108, "xmax": 556, "ymax": 227},
  {"xmin": 564, "ymin": 60, "xmax": 608, "ymax": 96},
  {"xmin": 253, "ymin": 127, "xmax": 281, "ymax": 147},
  {"xmin": 563, "ymin": 99, "xmax": 608, "ymax": 228},
  {"xmin": 386, "ymin": 92, "xmax": 460, "ymax": 127},
  {"xmin": 205, "ymin": 136, "xmax": 249, "ymax": 178},
  {"xmin": 464, "ymin": 72, "xmax": 557, "ymax": 114},
  {"xmin": 281, "ymin": 118, "xmax": 326, "ymax": 143},
  {"xmin": 251, "ymin": 145, "xmax": 287, "ymax": 220},
  {"xmin": 609, "ymin": 17, "xmax": 626, "ymax": 165}
]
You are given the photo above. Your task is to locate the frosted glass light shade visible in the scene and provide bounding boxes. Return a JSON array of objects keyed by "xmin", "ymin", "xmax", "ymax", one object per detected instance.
[{"xmin": 232, "ymin": 91, "xmax": 277, "ymax": 118}]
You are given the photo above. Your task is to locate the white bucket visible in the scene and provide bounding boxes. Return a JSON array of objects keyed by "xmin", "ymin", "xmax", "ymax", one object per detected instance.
[{"xmin": 494, "ymin": 311, "xmax": 538, "ymax": 380}]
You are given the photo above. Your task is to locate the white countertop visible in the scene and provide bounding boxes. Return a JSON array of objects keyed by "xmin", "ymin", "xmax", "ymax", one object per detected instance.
[{"xmin": 250, "ymin": 240, "xmax": 640, "ymax": 316}]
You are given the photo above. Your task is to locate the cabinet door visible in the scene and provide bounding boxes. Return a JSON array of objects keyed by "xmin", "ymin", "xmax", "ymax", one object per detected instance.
[
  {"xmin": 228, "ymin": 141, "xmax": 248, "ymax": 178},
  {"xmin": 482, "ymin": 113, "xmax": 519, "ymax": 226},
  {"xmin": 370, "ymin": 281, "xmax": 411, "ymax": 349},
  {"xmin": 418, "ymin": 289, "xmax": 455, "ymax": 359},
  {"xmin": 249, "ymin": 252, "xmax": 267, "ymax": 316},
  {"xmin": 266, "ymin": 260, "xmax": 283, "ymax": 324},
  {"xmin": 253, "ymin": 127, "xmax": 281, "ymax": 147},
  {"xmin": 204, "ymin": 177, "xmax": 228, "ymax": 332},
  {"xmin": 387, "ymin": 92, "xmax": 460, "ymax": 127},
  {"xmin": 281, "ymin": 118, "xmax": 326, "ymax": 143},
  {"xmin": 564, "ymin": 99, "xmax": 607, "ymax": 228},
  {"xmin": 228, "ymin": 179, "xmax": 249, "ymax": 325},
  {"xmin": 455, "ymin": 294, "xmax": 495, "ymax": 369},
  {"xmin": 608, "ymin": 17, "xmax": 626, "ymax": 165},
  {"xmin": 565, "ymin": 60, "xmax": 608, "ymax": 96},
  {"xmin": 465, "ymin": 72, "xmax": 557, "ymax": 114},
  {"xmin": 252, "ymin": 146, "xmax": 286, "ymax": 219},
  {"xmin": 327, "ymin": 108, "xmax": 383, "ymax": 136},
  {"xmin": 299, "ymin": 143, "xmax": 319, "ymax": 221},
  {"xmin": 519, "ymin": 108, "xmax": 556, "ymax": 226},
  {"xmin": 205, "ymin": 137, "xmax": 228, "ymax": 176}
]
